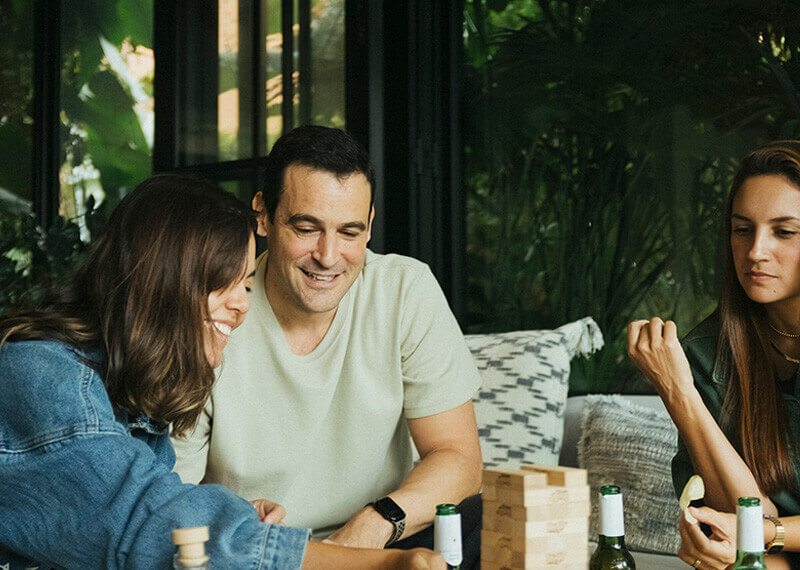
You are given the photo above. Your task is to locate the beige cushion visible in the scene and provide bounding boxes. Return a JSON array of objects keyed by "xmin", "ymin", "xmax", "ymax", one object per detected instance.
[
  {"xmin": 467, "ymin": 317, "xmax": 603, "ymax": 469},
  {"xmin": 578, "ymin": 394, "xmax": 680, "ymax": 555}
]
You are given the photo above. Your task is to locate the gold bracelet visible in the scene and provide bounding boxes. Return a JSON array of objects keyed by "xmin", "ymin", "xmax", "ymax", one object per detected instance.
[{"xmin": 764, "ymin": 514, "xmax": 785, "ymax": 554}]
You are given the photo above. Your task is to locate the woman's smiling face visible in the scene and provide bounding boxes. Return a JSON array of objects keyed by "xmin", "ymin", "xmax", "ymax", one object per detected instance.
[{"xmin": 204, "ymin": 235, "xmax": 256, "ymax": 368}]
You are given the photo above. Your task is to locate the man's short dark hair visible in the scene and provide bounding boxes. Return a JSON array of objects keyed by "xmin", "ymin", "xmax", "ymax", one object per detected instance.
[{"xmin": 260, "ymin": 125, "xmax": 376, "ymax": 221}]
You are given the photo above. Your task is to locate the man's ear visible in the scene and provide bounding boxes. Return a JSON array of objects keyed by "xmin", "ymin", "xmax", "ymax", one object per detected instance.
[
  {"xmin": 366, "ymin": 205, "xmax": 375, "ymax": 243},
  {"xmin": 252, "ymin": 192, "xmax": 270, "ymax": 236}
]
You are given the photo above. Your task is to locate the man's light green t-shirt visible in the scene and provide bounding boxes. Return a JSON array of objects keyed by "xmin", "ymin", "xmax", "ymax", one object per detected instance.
[{"xmin": 172, "ymin": 250, "xmax": 481, "ymax": 535}]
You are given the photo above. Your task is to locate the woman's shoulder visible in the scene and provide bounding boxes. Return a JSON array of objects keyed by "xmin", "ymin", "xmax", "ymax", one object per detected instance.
[
  {"xmin": 0, "ymin": 340, "xmax": 121, "ymax": 453},
  {"xmin": 0, "ymin": 339, "xmax": 103, "ymax": 375},
  {"xmin": 682, "ymin": 312, "xmax": 720, "ymax": 349}
]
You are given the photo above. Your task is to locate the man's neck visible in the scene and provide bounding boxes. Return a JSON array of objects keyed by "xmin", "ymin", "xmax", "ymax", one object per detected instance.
[{"xmin": 263, "ymin": 271, "xmax": 338, "ymax": 357}]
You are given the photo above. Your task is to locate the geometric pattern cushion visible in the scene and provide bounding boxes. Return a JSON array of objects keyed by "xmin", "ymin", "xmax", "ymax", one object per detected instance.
[
  {"xmin": 467, "ymin": 317, "xmax": 603, "ymax": 469},
  {"xmin": 578, "ymin": 394, "xmax": 680, "ymax": 555}
]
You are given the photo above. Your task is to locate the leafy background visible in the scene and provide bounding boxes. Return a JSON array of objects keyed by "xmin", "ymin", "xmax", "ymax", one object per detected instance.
[
  {"xmin": 463, "ymin": 0, "xmax": 800, "ymax": 392},
  {"xmin": 0, "ymin": 0, "xmax": 152, "ymax": 313}
]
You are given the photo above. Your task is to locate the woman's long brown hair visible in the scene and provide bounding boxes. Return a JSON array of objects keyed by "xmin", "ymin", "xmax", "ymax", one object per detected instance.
[
  {"xmin": 718, "ymin": 141, "xmax": 800, "ymax": 495},
  {"xmin": 0, "ymin": 174, "xmax": 257, "ymax": 436}
]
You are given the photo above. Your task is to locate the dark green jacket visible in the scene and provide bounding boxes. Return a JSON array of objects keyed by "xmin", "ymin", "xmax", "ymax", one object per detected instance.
[{"xmin": 673, "ymin": 314, "xmax": 800, "ymax": 515}]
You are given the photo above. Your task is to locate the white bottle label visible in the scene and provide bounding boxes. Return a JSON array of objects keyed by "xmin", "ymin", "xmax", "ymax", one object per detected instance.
[
  {"xmin": 599, "ymin": 493, "xmax": 625, "ymax": 537},
  {"xmin": 434, "ymin": 513, "xmax": 462, "ymax": 566},
  {"xmin": 737, "ymin": 504, "xmax": 764, "ymax": 553}
]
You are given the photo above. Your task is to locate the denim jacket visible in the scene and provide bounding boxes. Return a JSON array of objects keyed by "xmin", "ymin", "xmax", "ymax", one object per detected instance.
[{"xmin": 0, "ymin": 340, "xmax": 309, "ymax": 569}]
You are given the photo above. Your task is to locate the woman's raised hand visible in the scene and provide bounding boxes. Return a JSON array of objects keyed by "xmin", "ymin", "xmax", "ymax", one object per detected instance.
[{"xmin": 627, "ymin": 318, "xmax": 694, "ymax": 397}]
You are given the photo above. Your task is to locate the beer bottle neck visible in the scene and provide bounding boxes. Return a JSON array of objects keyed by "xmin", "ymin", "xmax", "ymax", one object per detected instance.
[
  {"xmin": 599, "ymin": 492, "xmax": 625, "ymax": 537},
  {"xmin": 597, "ymin": 534, "xmax": 628, "ymax": 549}
]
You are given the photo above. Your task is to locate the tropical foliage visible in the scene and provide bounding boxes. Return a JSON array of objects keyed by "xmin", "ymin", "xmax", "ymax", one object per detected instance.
[
  {"xmin": 0, "ymin": 200, "xmax": 102, "ymax": 313},
  {"xmin": 463, "ymin": 0, "xmax": 800, "ymax": 392},
  {"xmin": 0, "ymin": 0, "xmax": 152, "ymax": 314}
]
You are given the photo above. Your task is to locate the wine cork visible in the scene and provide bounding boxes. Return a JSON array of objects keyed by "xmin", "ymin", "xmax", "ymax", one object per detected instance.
[{"xmin": 172, "ymin": 526, "xmax": 210, "ymax": 566}]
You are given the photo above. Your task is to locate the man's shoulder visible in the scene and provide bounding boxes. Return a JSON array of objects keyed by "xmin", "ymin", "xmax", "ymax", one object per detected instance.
[
  {"xmin": 359, "ymin": 250, "xmax": 439, "ymax": 302},
  {"xmin": 363, "ymin": 249, "xmax": 429, "ymax": 276}
]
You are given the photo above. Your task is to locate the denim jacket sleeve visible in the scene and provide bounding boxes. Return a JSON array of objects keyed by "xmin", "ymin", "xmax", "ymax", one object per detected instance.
[{"xmin": 0, "ymin": 341, "xmax": 309, "ymax": 569}]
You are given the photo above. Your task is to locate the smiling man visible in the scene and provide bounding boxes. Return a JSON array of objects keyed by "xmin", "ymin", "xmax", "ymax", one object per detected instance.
[{"xmin": 172, "ymin": 126, "xmax": 483, "ymax": 567}]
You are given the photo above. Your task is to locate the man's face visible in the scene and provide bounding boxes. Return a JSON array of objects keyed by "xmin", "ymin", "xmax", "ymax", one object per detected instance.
[{"xmin": 255, "ymin": 164, "xmax": 373, "ymax": 322}]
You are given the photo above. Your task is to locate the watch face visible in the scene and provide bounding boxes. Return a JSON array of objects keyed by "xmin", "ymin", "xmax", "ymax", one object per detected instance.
[{"xmin": 374, "ymin": 497, "xmax": 405, "ymax": 522}]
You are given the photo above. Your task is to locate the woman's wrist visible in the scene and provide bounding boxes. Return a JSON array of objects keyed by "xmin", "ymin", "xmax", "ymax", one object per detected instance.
[{"xmin": 658, "ymin": 379, "xmax": 702, "ymax": 417}]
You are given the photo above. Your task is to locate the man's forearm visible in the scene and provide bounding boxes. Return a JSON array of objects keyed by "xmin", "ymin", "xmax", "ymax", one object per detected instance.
[
  {"xmin": 387, "ymin": 446, "xmax": 482, "ymax": 538},
  {"xmin": 324, "ymin": 447, "xmax": 482, "ymax": 549},
  {"xmin": 326, "ymin": 401, "xmax": 483, "ymax": 549}
]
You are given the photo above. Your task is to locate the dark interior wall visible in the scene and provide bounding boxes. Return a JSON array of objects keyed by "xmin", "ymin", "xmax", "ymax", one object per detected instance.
[{"xmin": 346, "ymin": 0, "xmax": 466, "ymax": 322}]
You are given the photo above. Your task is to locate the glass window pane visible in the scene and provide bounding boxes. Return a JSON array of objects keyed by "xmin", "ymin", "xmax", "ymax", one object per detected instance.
[
  {"xmin": 265, "ymin": 0, "xmax": 283, "ymax": 148},
  {"xmin": 218, "ymin": 177, "xmax": 256, "ymax": 203},
  {"xmin": 179, "ymin": 0, "xmax": 344, "ymax": 166},
  {"xmin": 60, "ymin": 0, "xmax": 153, "ymax": 236},
  {"xmin": 218, "ymin": 0, "xmax": 245, "ymax": 161},
  {"xmin": 306, "ymin": 0, "xmax": 345, "ymax": 128},
  {"xmin": 0, "ymin": 0, "xmax": 34, "ymax": 211}
]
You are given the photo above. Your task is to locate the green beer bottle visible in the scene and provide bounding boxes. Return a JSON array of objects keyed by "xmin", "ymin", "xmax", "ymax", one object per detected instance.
[
  {"xmin": 731, "ymin": 497, "xmax": 766, "ymax": 569},
  {"xmin": 434, "ymin": 503, "xmax": 461, "ymax": 569},
  {"xmin": 589, "ymin": 485, "xmax": 636, "ymax": 569},
  {"xmin": 172, "ymin": 526, "xmax": 210, "ymax": 569}
]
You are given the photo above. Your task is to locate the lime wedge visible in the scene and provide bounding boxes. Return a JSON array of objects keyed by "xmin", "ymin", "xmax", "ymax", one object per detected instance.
[{"xmin": 679, "ymin": 474, "xmax": 705, "ymax": 524}]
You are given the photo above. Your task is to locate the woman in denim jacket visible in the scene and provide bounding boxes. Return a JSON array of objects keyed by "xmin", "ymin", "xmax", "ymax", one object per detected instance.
[{"xmin": 0, "ymin": 174, "xmax": 443, "ymax": 570}]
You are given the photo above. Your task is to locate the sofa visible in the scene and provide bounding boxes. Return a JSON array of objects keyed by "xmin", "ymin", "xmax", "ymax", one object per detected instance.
[{"xmin": 466, "ymin": 317, "xmax": 686, "ymax": 569}]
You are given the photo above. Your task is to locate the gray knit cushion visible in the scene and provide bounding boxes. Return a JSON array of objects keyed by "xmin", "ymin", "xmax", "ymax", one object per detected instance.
[
  {"xmin": 578, "ymin": 394, "xmax": 680, "ymax": 554},
  {"xmin": 467, "ymin": 317, "xmax": 603, "ymax": 469}
]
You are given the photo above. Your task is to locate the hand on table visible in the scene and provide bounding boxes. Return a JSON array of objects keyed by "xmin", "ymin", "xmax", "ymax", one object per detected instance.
[
  {"xmin": 250, "ymin": 498, "xmax": 286, "ymax": 524},
  {"xmin": 677, "ymin": 506, "xmax": 736, "ymax": 569},
  {"xmin": 627, "ymin": 318, "xmax": 694, "ymax": 396},
  {"xmin": 322, "ymin": 505, "xmax": 394, "ymax": 549}
]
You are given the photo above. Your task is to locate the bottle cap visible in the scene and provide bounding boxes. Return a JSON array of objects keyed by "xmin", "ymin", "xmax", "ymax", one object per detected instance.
[
  {"xmin": 738, "ymin": 497, "xmax": 760, "ymax": 507},
  {"xmin": 436, "ymin": 503, "xmax": 459, "ymax": 515}
]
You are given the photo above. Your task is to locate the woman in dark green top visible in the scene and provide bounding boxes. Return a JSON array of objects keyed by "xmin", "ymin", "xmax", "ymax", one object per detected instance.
[{"xmin": 628, "ymin": 141, "xmax": 800, "ymax": 570}]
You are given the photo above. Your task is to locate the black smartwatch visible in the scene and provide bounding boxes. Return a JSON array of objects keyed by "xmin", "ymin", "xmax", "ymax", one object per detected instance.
[{"xmin": 370, "ymin": 496, "xmax": 406, "ymax": 546}]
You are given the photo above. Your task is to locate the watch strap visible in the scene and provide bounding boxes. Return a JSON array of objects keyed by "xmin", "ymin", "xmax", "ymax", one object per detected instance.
[
  {"xmin": 764, "ymin": 514, "xmax": 784, "ymax": 554},
  {"xmin": 384, "ymin": 517, "xmax": 405, "ymax": 546},
  {"xmin": 370, "ymin": 497, "xmax": 406, "ymax": 546}
]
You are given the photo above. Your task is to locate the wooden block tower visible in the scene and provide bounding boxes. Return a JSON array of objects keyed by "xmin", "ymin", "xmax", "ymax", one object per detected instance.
[{"xmin": 481, "ymin": 464, "xmax": 590, "ymax": 569}]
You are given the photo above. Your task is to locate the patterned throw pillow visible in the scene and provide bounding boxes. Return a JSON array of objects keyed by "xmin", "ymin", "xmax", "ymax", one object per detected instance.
[
  {"xmin": 578, "ymin": 394, "xmax": 680, "ymax": 554},
  {"xmin": 467, "ymin": 317, "xmax": 603, "ymax": 469}
]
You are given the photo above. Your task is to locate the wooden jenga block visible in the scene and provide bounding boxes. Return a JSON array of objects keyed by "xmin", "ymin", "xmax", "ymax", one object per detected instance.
[
  {"xmin": 481, "ymin": 480, "xmax": 589, "ymax": 506},
  {"xmin": 481, "ymin": 528, "xmax": 587, "ymax": 552},
  {"xmin": 481, "ymin": 516, "xmax": 587, "ymax": 540},
  {"xmin": 483, "ymin": 469, "xmax": 549, "ymax": 491},
  {"xmin": 483, "ymin": 499, "xmax": 590, "ymax": 525},
  {"xmin": 480, "ymin": 535, "xmax": 587, "ymax": 568},
  {"xmin": 519, "ymin": 464, "xmax": 587, "ymax": 487},
  {"xmin": 482, "ymin": 469, "xmax": 549, "ymax": 505}
]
